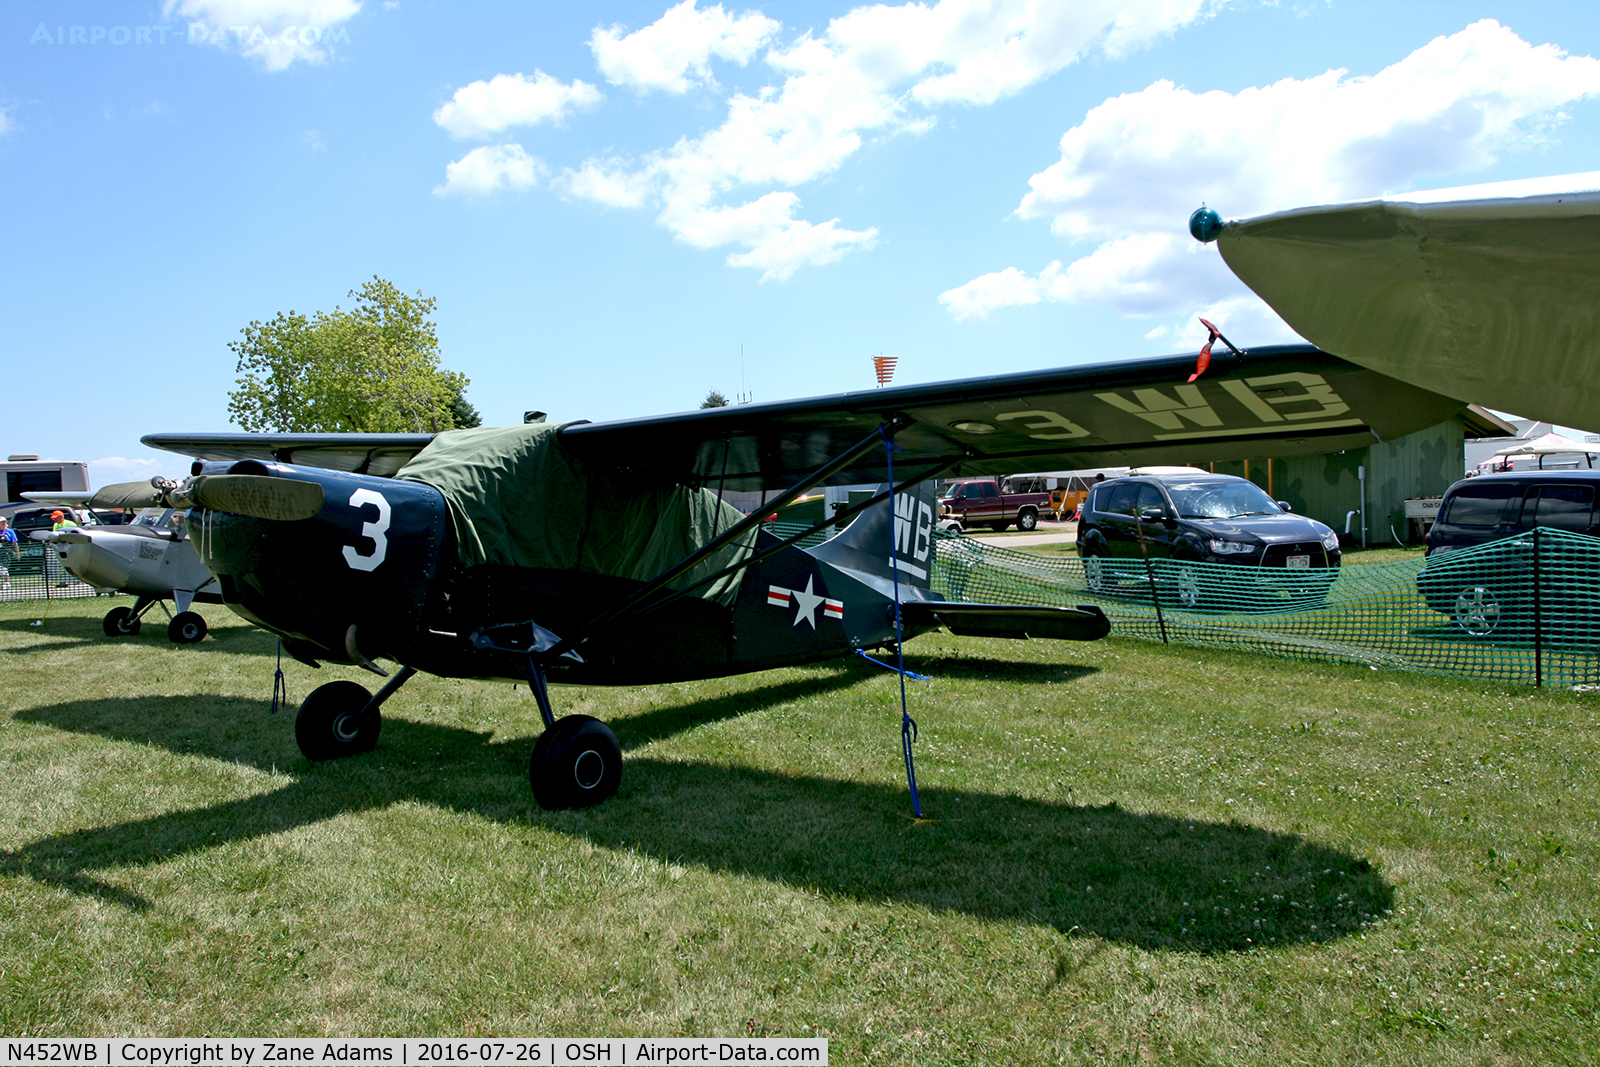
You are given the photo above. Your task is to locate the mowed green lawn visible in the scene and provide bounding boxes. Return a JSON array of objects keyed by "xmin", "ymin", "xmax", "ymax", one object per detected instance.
[{"xmin": 1, "ymin": 597, "xmax": 1596, "ymax": 1064}]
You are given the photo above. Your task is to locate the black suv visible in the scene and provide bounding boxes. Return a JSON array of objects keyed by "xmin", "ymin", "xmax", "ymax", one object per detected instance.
[
  {"xmin": 1417, "ymin": 471, "xmax": 1600, "ymax": 638},
  {"xmin": 1076, "ymin": 473, "xmax": 1341, "ymax": 608}
]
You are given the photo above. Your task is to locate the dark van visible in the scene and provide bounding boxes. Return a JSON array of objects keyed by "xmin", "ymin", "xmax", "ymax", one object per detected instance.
[{"xmin": 1418, "ymin": 471, "xmax": 1600, "ymax": 637}]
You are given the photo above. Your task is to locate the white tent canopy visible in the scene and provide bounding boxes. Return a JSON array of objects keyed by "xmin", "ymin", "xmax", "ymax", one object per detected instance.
[
  {"xmin": 1210, "ymin": 172, "xmax": 1600, "ymax": 432},
  {"xmin": 1493, "ymin": 432, "xmax": 1596, "ymax": 467}
]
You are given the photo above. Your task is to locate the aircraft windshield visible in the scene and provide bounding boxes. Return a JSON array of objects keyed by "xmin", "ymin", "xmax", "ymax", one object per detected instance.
[
  {"xmin": 1165, "ymin": 481, "xmax": 1282, "ymax": 520},
  {"xmin": 131, "ymin": 508, "xmax": 185, "ymax": 531}
]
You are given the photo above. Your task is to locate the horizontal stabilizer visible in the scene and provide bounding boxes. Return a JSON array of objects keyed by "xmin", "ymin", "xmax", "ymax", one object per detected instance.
[{"xmin": 900, "ymin": 601, "xmax": 1110, "ymax": 642}]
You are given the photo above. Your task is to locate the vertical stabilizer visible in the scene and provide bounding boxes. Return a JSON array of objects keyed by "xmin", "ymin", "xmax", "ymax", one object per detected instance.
[{"xmin": 808, "ymin": 480, "xmax": 937, "ymax": 591}]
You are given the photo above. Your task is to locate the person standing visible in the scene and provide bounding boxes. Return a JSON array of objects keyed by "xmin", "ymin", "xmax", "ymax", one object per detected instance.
[
  {"xmin": 47, "ymin": 509, "xmax": 77, "ymax": 585},
  {"xmin": 0, "ymin": 516, "xmax": 17, "ymax": 592}
]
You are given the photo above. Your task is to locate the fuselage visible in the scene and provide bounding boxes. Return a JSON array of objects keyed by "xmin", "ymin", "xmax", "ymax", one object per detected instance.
[
  {"xmin": 50, "ymin": 510, "xmax": 220, "ymax": 603},
  {"xmin": 192, "ymin": 462, "xmax": 940, "ymax": 684}
]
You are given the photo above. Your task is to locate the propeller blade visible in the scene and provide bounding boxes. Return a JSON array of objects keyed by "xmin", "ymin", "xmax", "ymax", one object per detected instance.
[
  {"xmin": 178, "ymin": 475, "xmax": 326, "ymax": 522},
  {"xmin": 89, "ymin": 481, "xmax": 169, "ymax": 510}
]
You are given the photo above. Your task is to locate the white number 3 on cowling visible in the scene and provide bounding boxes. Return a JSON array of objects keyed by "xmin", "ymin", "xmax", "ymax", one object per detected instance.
[{"xmin": 342, "ymin": 488, "xmax": 391, "ymax": 572}]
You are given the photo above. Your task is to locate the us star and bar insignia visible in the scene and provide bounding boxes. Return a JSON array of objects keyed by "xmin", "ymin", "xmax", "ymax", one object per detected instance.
[{"xmin": 767, "ymin": 575, "xmax": 844, "ymax": 629}]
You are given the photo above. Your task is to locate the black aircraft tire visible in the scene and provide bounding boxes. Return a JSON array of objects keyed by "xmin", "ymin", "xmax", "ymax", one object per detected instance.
[
  {"xmin": 103, "ymin": 606, "xmax": 140, "ymax": 637},
  {"xmin": 295, "ymin": 680, "xmax": 380, "ymax": 762},
  {"xmin": 168, "ymin": 611, "xmax": 207, "ymax": 644},
  {"xmin": 530, "ymin": 715, "xmax": 622, "ymax": 811}
]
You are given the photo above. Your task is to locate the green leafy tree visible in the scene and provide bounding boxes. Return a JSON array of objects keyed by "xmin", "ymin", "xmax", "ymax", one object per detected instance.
[
  {"xmin": 700, "ymin": 389, "xmax": 729, "ymax": 408},
  {"xmin": 450, "ymin": 390, "xmax": 483, "ymax": 428},
  {"xmin": 228, "ymin": 277, "xmax": 474, "ymax": 433}
]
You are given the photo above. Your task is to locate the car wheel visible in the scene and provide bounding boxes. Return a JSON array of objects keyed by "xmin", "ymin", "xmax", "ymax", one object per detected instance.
[
  {"xmin": 103, "ymin": 606, "xmax": 141, "ymax": 637},
  {"xmin": 1175, "ymin": 566, "xmax": 1206, "ymax": 609},
  {"xmin": 1083, "ymin": 552, "xmax": 1105, "ymax": 593},
  {"xmin": 1453, "ymin": 585, "xmax": 1510, "ymax": 638},
  {"xmin": 1017, "ymin": 509, "xmax": 1038, "ymax": 531}
]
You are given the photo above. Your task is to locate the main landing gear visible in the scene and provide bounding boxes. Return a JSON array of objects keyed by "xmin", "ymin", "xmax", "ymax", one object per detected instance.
[
  {"xmin": 295, "ymin": 677, "xmax": 387, "ymax": 761},
  {"xmin": 291, "ymin": 653, "xmax": 622, "ymax": 812},
  {"xmin": 102, "ymin": 596, "xmax": 208, "ymax": 644}
]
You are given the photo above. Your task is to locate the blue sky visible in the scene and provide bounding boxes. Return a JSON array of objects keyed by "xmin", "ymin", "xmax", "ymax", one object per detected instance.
[{"xmin": 4, "ymin": 0, "xmax": 1599, "ymax": 485}]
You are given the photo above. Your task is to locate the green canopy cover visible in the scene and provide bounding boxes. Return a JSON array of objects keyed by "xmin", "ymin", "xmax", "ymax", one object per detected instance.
[{"xmin": 397, "ymin": 423, "xmax": 755, "ymax": 605}]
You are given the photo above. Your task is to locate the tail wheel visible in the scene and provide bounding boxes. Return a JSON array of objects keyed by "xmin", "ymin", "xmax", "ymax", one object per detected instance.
[
  {"xmin": 295, "ymin": 680, "xmax": 380, "ymax": 761},
  {"xmin": 531, "ymin": 715, "xmax": 622, "ymax": 811},
  {"xmin": 168, "ymin": 611, "xmax": 207, "ymax": 644},
  {"xmin": 103, "ymin": 606, "xmax": 141, "ymax": 637}
]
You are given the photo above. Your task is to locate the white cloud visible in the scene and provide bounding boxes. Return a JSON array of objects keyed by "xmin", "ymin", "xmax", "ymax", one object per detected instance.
[
  {"xmin": 433, "ymin": 72, "xmax": 604, "ymax": 140},
  {"xmin": 660, "ymin": 190, "xmax": 879, "ymax": 281},
  {"xmin": 939, "ymin": 264, "xmax": 1051, "ymax": 321},
  {"xmin": 591, "ymin": 1, "xmax": 779, "ymax": 94},
  {"xmin": 432, "ymin": 144, "xmax": 547, "ymax": 198},
  {"xmin": 164, "ymin": 0, "xmax": 362, "ymax": 71},
  {"xmin": 0, "ymin": 105, "xmax": 13, "ymax": 136},
  {"xmin": 949, "ymin": 19, "xmax": 1600, "ymax": 336},
  {"xmin": 547, "ymin": 0, "xmax": 1225, "ymax": 282},
  {"xmin": 552, "ymin": 159, "xmax": 654, "ymax": 208}
]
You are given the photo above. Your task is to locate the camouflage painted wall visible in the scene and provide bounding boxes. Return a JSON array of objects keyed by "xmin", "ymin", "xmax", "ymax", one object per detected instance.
[{"xmin": 1200, "ymin": 415, "xmax": 1466, "ymax": 545}]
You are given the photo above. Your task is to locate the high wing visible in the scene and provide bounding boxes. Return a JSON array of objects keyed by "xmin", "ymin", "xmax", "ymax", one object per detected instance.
[
  {"xmin": 144, "ymin": 345, "xmax": 1468, "ymax": 492},
  {"xmin": 139, "ymin": 433, "xmax": 437, "ymax": 478},
  {"xmin": 1208, "ymin": 172, "xmax": 1600, "ymax": 432}
]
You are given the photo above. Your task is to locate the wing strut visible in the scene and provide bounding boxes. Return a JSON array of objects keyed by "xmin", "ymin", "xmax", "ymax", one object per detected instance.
[{"xmin": 532, "ymin": 417, "xmax": 923, "ymax": 665}]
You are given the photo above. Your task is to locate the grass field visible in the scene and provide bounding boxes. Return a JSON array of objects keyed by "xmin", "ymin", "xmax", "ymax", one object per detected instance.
[{"xmin": 1, "ymin": 596, "xmax": 1597, "ymax": 1063}]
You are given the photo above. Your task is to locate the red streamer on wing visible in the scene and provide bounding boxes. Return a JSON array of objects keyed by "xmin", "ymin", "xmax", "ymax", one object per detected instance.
[{"xmin": 1189, "ymin": 318, "xmax": 1223, "ymax": 382}]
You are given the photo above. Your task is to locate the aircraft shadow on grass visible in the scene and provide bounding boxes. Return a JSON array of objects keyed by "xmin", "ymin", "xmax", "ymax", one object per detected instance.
[{"xmin": 6, "ymin": 685, "xmax": 1391, "ymax": 954}]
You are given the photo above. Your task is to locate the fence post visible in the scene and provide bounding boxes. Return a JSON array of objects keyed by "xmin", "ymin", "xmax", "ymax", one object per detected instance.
[
  {"xmin": 1533, "ymin": 527, "xmax": 1542, "ymax": 689},
  {"xmin": 1134, "ymin": 520, "xmax": 1169, "ymax": 645}
]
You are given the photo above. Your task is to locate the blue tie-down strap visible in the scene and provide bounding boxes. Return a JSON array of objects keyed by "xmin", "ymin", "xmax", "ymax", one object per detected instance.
[
  {"xmin": 270, "ymin": 639, "xmax": 288, "ymax": 715},
  {"xmin": 853, "ymin": 647, "xmax": 932, "ymax": 680},
  {"xmin": 901, "ymin": 711, "xmax": 923, "ymax": 819}
]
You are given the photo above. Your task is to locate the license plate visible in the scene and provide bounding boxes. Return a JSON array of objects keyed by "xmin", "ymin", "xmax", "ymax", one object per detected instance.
[{"xmin": 1287, "ymin": 555, "xmax": 1310, "ymax": 569}]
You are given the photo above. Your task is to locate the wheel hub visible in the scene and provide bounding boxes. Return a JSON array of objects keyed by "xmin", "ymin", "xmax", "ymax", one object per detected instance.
[
  {"xmin": 1454, "ymin": 587, "xmax": 1500, "ymax": 636},
  {"xmin": 572, "ymin": 748, "xmax": 604, "ymax": 790}
]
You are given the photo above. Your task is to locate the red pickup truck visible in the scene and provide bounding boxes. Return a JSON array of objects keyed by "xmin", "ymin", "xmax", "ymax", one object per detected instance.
[{"xmin": 936, "ymin": 478, "xmax": 1051, "ymax": 532}]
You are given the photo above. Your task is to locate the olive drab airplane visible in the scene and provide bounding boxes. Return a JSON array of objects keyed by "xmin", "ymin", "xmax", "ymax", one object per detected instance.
[
  {"xmin": 22, "ymin": 491, "xmax": 221, "ymax": 643},
  {"xmin": 118, "ymin": 344, "xmax": 1473, "ymax": 810}
]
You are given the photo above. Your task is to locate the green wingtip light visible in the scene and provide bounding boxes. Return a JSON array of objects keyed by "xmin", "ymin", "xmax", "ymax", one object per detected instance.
[{"xmin": 1189, "ymin": 206, "xmax": 1223, "ymax": 243}]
